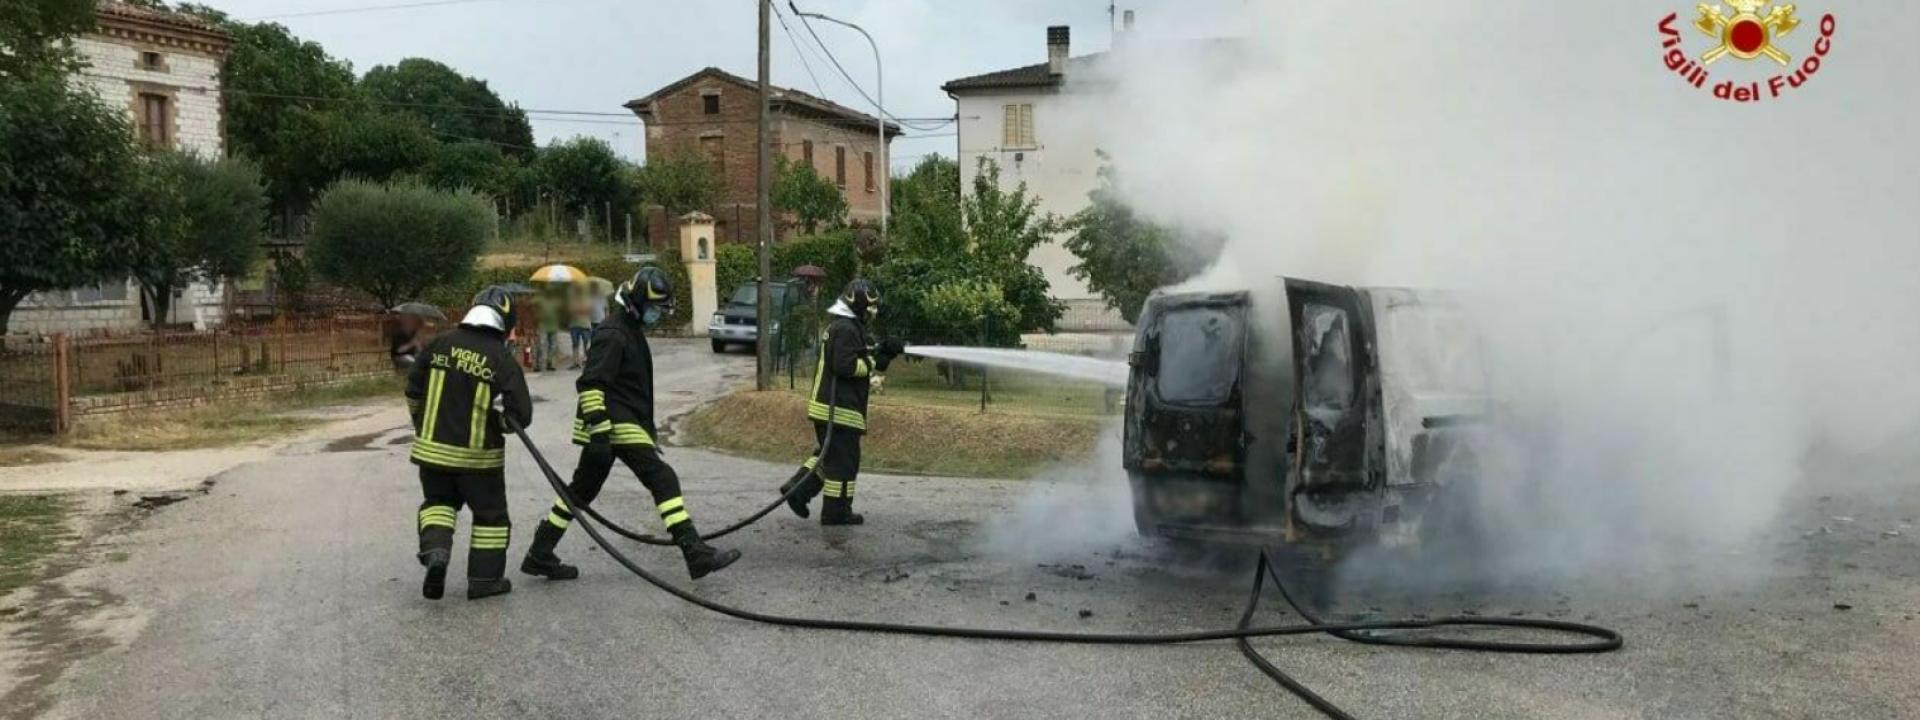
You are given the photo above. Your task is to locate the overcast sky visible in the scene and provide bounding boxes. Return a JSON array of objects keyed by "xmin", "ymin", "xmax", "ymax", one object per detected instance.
[{"xmin": 199, "ymin": 0, "xmax": 1249, "ymax": 168}]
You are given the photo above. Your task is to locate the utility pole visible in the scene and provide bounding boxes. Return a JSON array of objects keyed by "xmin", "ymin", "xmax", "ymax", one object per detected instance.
[{"xmin": 755, "ymin": 0, "xmax": 774, "ymax": 390}]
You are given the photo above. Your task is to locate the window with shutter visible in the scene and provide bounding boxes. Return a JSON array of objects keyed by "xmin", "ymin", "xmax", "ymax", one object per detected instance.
[
  {"xmin": 864, "ymin": 152, "xmax": 874, "ymax": 192},
  {"xmin": 803, "ymin": 140, "xmax": 814, "ymax": 167},
  {"xmin": 1002, "ymin": 103, "xmax": 1034, "ymax": 148},
  {"xmin": 834, "ymin": 146, "xmax": 846, "ymax": 188},
  {"xmin": 138, "ymin": 93, "xmax": 171, "ymax": 147}
]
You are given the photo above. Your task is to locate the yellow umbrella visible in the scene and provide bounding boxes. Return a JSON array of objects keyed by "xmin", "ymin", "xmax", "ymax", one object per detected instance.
[{"xmin": 530, "ymin": 264, "xmax": 586, "ymax": 283}]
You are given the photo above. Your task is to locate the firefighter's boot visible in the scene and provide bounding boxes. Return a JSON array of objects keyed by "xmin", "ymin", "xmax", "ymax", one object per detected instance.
[
  {"xmin": 467, "ymin": 577, "xmax": 513, "ymax": 600},
  {"xmin": 418, "ymin": 547, "xmax": 450, "ymax": 600},
  {"xmin": 820, "ymin": 496, "xmax": 865, "ymax": 526},
  {"xmin": 520, "ymin": 521, "xmax": 580, "ymax": 580},
  {"xmin": 673, "ymin": 524, "xmax": 741, "ymax": 580},
  {"xmin": 779, "ymin": 465, "xmax": 813, "ymax": 519},
  {"xmin": 417, "ymin": 504, "xmax": 457, "ymax": 600}
]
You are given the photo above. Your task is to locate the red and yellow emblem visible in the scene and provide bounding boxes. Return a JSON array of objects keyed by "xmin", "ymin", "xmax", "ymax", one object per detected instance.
[{"xmin": 1695, "ymin": 1, "xmax": 1800, "ymax": 64}]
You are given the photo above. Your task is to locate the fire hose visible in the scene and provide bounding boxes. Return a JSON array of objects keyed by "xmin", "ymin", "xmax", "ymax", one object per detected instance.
[{"xmin": 502, "ymin": 412, "xmax": 1622, "ymax": 720}]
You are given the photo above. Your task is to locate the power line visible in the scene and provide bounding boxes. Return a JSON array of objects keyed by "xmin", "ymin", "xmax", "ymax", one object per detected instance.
[
  {"xmin": 249, "ymin": 0, "xmax": 510, "ymax": 21},
  {"xmin": 786, "ymin": 2, "xmax": 956, "ymax": 133},
  {"xmin": 769, "ymin": 2, "xmax": 830, "ymax": 101}
]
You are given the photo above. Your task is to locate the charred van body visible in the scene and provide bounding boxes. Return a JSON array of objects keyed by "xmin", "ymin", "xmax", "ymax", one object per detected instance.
[{"xmin": 1123, "ymin": 278, "xmax": 1489, "ymax": 548}]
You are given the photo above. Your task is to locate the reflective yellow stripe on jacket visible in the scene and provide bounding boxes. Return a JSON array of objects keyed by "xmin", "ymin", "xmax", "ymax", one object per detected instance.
[
  {"xmin": 420, "ymin": 368, "xmax": 446, "ymax": 440},
  {"xmin": 570, "ymin": 418, "xmax": 614, "ymax": 444},
  {"xmin": 807, "ymin": 400, "xmax": 866, "ymax": 430},
  {"xmin": 468, "ymin": 382, "xmax": 489, "ymax": 449},
  {"xmin": 609, "ymin": 422, "xmax": 654, "ymax": 446},
  {"xmin": 809, "ymin": 339, "xmax": 866, "ymax": 430},
  {"xmin": 410, "ymin": 438, "xmax": 506, "ymax": 469}
]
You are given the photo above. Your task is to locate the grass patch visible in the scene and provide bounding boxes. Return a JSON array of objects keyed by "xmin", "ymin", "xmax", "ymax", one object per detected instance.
[
  {"xmin": 681, "ymin": 390, "xmax": 1107, "ymax": 478},
  {"xmin": 0, "ymin": 494, "xmax": 75, "ymax": 595},
  {"xmin": 62, "ymin": 375, "xmax": 403, "ymax": 452},
  {"xmin": 875, "ymin": 359, "xmax": 1118, "ymax": 417}
]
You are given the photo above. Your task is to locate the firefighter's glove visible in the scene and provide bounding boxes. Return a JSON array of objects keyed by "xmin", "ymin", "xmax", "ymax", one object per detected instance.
[
  {"xmin": 874, "ymin": 338, "xmax": 906, "ymax": 372},
  {"xmin": 584, "ymin": 433, "xmax": 613, "ymax": 466}
]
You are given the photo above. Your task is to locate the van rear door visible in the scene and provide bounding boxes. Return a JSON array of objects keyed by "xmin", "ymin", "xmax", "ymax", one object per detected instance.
[
  {"xmin": 1285, "ymin": 279, "xmax": 1377, "ymax": 497},
  {"xmin": 1123, "ymin": 292, "xmax": 1249, "ymax": 480}
]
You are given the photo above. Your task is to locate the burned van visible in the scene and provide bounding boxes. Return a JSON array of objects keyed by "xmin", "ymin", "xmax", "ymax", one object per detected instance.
[{"xmin": 1122, "ymin": 278, "xmax": 1489, "ymax": 548}]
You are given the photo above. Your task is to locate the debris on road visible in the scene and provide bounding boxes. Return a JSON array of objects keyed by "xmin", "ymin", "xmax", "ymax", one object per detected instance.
[{"xmin": 133, "ymin": 493, "xmax": 188, "ymax": 510}]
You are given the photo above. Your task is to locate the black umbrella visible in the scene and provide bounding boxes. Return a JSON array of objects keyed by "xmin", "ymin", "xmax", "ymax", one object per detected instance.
[{"xmin": 390, "ymin": 302, "xmax": 447, "ymax": 323}]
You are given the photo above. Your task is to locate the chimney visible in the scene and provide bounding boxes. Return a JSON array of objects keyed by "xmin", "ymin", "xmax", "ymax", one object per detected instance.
[
  {"xmin": 1123, "ymin": 10, "xmax": 1135, "ymax": 32},
  {"xmin": 1046, "ymin": 25, "xmax": 1070, "ymax": 75}
]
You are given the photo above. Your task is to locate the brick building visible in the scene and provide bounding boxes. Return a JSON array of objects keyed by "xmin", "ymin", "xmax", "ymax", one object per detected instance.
[
  {"xmin": 10, "ymin": 3, "xmax": 232, "ymax": 335},
  {"xmin": 626, "ymin": 67, "xmax": 900, "ymax": 247}
]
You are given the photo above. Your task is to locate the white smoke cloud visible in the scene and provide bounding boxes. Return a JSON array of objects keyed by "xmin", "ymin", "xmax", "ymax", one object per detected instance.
[{"xmin": 1055, "ymin": 1, "xmax": 1920, "ymax": 584}]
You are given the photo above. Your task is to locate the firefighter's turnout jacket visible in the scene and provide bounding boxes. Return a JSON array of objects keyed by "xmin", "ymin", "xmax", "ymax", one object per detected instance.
[
  {"xmin": 809, "ymin": 314, "xmax": 876, "ymax": 433},
  {"xmin": 406, "ymin": 325, "xmax": 533, "ymax": 471},
  {"xmin": 572, "ymin": 310, "xmax": 660, "ymax": 447}
]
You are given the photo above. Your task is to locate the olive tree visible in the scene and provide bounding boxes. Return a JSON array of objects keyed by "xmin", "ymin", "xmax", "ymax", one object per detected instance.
[{"xmin": 308, "ymin": 179, "xmax": 491, "ymax": 308}]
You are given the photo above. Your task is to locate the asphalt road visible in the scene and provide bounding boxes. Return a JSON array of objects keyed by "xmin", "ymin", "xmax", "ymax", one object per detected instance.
[{"xmin": 5, "ymin": 338, "xmax": 1917, "ymax": 719}]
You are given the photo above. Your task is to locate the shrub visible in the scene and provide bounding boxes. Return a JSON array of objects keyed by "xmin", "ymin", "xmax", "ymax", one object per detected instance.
[
  {"xmin": 920, "ymin": 279, "xmax": 1021, "ymax": 346},
  {"xmin": 308, "ymin": 178, "xmax": 491, "ymax": 307}
]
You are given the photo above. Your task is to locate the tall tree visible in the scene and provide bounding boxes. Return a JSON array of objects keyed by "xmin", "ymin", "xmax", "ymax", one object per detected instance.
[
  {"xmin": 133, "ymin": 152, "xmax": 270, "ymax": 327},
  {"xmin": 872, "ymin": 155, "xmax": 1063, "ymax": 344},
  {"xmin": 633, "ymin": 148, "xmax": 723, "ymax": 220},
  {"xmin": 425, "ymin": 140, "xmax": 514, "ymax": 197},
  {"xmin": 0, "ymin": 74, "xmax": 155, "ymax": 333},
  {"xmin": 308, "ymin": 179, "xmax": 491, "ymax": 307},
  {"xmin": 314, "ymin": 107, "xmax": 437, "ymax": 182},
  {"xmin": 534, "ymin": 137, "xmax": 634, "ymax": 224},
  {"xmin": 0, "ymin": 0, "xmax": 94, "ymax": 80},
  {"xmin": 197, "ymin": 18, "xmax": 359, "ymax": 211},
  {"xmin": 772, "ymin": 155, "xmax": 847, "ymax": 234},
  {"xmin": 360, "ymin": 58, "xmax": 534, "ymax": 157},
  {"xmin": 1063, "ymin": 153, "xmax": 1223, "ymax": 323}
]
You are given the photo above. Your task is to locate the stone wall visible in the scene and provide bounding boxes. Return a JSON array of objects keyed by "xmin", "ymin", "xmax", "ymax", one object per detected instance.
[
  {"xmin": 70, "ymin": 368, "xmax": 391, "ymax": 422},
  {"xmin": 11, "ymin": 280, "xmax": 228, "ymax": 337},
  {"xmin": 71, "ymin": 34, "xmax": 225, "ymax": 157}
]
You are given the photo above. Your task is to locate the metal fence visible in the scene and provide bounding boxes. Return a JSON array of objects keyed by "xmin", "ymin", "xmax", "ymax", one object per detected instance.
[
  {"xmin": 0, "ymin": 317, "xmax": 392, "ymax": 434},
  {"xmin": 0, "ymin": 339, "xmax": 61, "ymax": 433}
]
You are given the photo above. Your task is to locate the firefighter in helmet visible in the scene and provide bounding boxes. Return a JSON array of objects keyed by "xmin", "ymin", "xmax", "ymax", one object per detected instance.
[
  {"xmin": 779, "ymin": 279, "xmax": 904, "ymax": 525},
  {"xmin": 406, "ymin": 285, "xmax": 533, "ymax": 600},
  {"xmin": 521, "ymin": 267, "xmax": 743, "ymax": 580}
]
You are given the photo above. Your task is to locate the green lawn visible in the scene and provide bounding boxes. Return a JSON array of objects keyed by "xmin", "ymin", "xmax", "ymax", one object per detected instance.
[
  {"xmin": 872, "ymin": 357, "xmax": 1119, "ymax": 418},
  {"xmin": 0, "ymin": 494, "xmax": 75, "ymax": 595},
  {"xmin": 681, "ymin": 368, "xmax": 1115, "ymax": 479}
]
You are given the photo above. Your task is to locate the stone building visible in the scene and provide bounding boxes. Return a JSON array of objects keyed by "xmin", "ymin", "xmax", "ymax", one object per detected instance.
[
  {"xmin": 626, "ymin": 67, "xmax": 900, "ymax": 247},
  {"xmin": 9, "ymin": 3, "xmax": 232, "ymax": 335}
]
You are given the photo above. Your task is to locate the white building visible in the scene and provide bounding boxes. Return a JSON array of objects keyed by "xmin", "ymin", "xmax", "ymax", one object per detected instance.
[
  {"xmin": 9, "ymin": 3, "xmax": 233, "ymax": 335},
  {"xmin": 942, "ymin": 25, "xmax": 1119, "ymax": 330}
]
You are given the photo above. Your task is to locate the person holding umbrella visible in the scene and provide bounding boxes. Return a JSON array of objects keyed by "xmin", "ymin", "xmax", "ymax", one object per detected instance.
[{"xmin": 530, "ymin": 264, "xmax": 586, "ymax": 372}]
